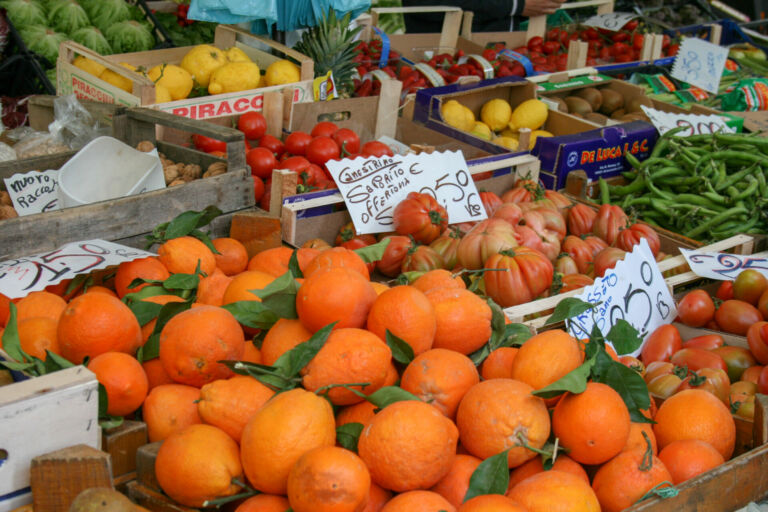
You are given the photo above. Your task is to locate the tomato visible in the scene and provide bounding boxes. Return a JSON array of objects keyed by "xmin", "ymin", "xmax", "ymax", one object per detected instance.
[
  {"xmin": 560, "ymin": 236, "xmax": 591, "ymax": 274},
  {"xmin": 193, "ymin": 134, "xmax": 226, "ymax": 153},
  {"xmin": 622, "ymin": 19, "xmax": 639, "ymax": 31},
  {"xmin": 716, "ymin": 281, "xmax": 734, "ymax": 301},
  {"xmin": 715, "ymin": 299, "xmax": 763, "ymax": 335},
  {"xmin": 456, "ymin": 219, "xmax": 518, "ymax": 270},
  {"xmin": 677, "ymin": 289, "xmax": 716, "ymax": 327},
  {"xmin": 298, "ymin": 164, "xmax": 326, "ymax": 188},
  {"xmin": 310, "ymin": 122, "xmax": 338, "ymax": 138},
  {"xmin": 742, "ymin": 365, "xmax": 764, "ymax": 384},
  {"xmin": 593, "ymin": 247, "xmax": 626, "ymax": 278},
  {"xmin": 392, "ymin": 192, "xmax": 449, "ymax": 244},
  {"xmin": 484, "ymin": 247, "xmax": 555, "ymax": 307},
  {"xmin": 361, "ymin": 141, "xmax": 394, "ymax": 158},
  {"xmin": 615, "ymin": 223, "xmax": 661, "ymax": 257},
  {"xmin": 332, "ymin": 128, "xmax": 361, "ymax": 156},
  {"xmin": 559, "ymin": 273, "xmax": 593, "ymax": 293},
  {"xmin": 733, "ymin": 269, "xmax": 768, "ymax": 305},
  {"xmin": 284, "ymin": 131, "xmax": 312, "ymax": 156},
  {"xmin": 758, "ymin": 366, "xmax": 768, "ymax": 394},
  {"xmin": 527, "ymin": 36, "xmax": 544, "ymax": 52},
  {"xmin": 259, "ymin": 179, "xmax": 271, "ymax": 211},
  {"xmin": 306, "ymin": 136, "xmax": 340, "ymax": 166},
  {"xmin": 246, "ymin": 147, "xmax": 278, "ymax": 179},
  {"xmin": 758, "ymin": 288, "xmax": 768, "ymax": 319},
  {"xmin": 582, "ymin": 235, "xmax": 608, "ymax": 257},
  {"xmin": 667, "ymin": 43, "xmax": 680, "ymax": 57},
  {"xmin": 208, "ymin": 150, "xmax": 226, "ymax": 158},
  {"xmin": 592, "ymin": 204, "xmax": 629, "ymax": 246},
  {"xmin": 429, "ymin": 228, "xmax": 462, "ymax": 270},
  {"xmin": 648, "ymin": 373, "xmax": 682, "ymax": 399},
  {"xmin": 546, "ymin": 28, "xmax": 561, "ymax": 42},
  {"xmin": 678, "ymin": 368, "xmax": 730, "ymax": 404},
  {"xmin": 401, "ymin": 245, "xmax": 446, "ymax": 273},
  {"xmin": 555, "ymin": 254, "xmax": 579, "ymax": 276},
  {"xmin": 542, "ymin": 40, "xmax": 560, "ymax": 55},
  {"xmin": 237, "ymin": 112, "xmax": 267, "ymax": 140},
  {"xmin": 641, "ymin": 324, "xmax": 683, "ymax": 365},
  {"xmin": 376, "ymin": 235, "xmax": 413, "ymax": 277},
  {"xmin": 335, "ymin": 221, "xmax": 376, "ymax": 247},
  {"xmin": 670, "ymin": 348, "xmax": 728, "ymax": 373},
  {"xmin": 479, "ymin": 191, "xmax": 503, "ymax": 216},
  {"xmin": 644, "ymin": 361, "xmax": 676, "ymax": 383},
  {"xmin": 712, "ymin": 346, "xmax": 757, "ymax": 382},
  {"xmin": 252, "ymin": 176, "xmax": 265, "ymax": 203},
  {"xmin": 619, "ymin": 355, "xmax": 645, "ymax": 377},
  {"xmin": 632, "ymin": 33, "xmax": 644, "ymax": 51},
  {"xmin": 746, "ymin": 321, "xmax": 768, "ymax": 364},
  {"xmin": 258, "ymin": 134, "xmax": 285, "ymax": 157},
  {"xmin": 682, "ymin": 334, "xmax": 724, "ymax": 350},
  {"xmin": 280, "ymin": 155, "xmax": 311, "ymax": 174}
]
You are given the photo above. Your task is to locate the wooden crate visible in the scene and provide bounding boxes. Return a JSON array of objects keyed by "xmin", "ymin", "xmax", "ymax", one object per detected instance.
[{"xmin": 0, "ymin": 106, "xmax": 253, "ymax": 260}]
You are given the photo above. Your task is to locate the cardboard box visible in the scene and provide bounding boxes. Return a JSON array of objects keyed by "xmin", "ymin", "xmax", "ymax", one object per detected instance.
[{"xmin": 56, "ymin": 24, "xmax": 314, "ymax": 119}]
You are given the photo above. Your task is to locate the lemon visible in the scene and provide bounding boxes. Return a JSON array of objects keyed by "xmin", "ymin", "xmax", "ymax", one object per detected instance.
[
  {"xmin": 180, "ymin": 44, "xmax": 227, "ymax": 87},
  {"xmin": 207, "ymin": 61, "xmax": 261, "ymax": 95},
  {"xmin": 154, "ymin": 84, "xmax": 172, "ymax": 103},
  {"xmin": 225, "ymin": 47, "xmax": 251, "ymax": 63},
  {"xmin": 99, "ymin": 69, "xmax": 132, "ymax": 93},
  {"xmin": 500, "ymin": 129, "xmax": 519, "ymax": 138},
  {"xmin": 529, "ymin": 129, "xmax": 554, "ymax": 149},
  {"xmin": 509, "ymin": 99, "xmax": 548, "ymax": 131},
  {"xmin": 120, "ymin": 62, "xmax": 138, "ymax": 72},
  {"xmin": 481, "ymin": 98, "xmax": 512, "ymax": 132},
  {"xmin": 264, "ymin": 59, "xmax": 300, "ymax": 86},
  {"xmin": 471, "ymin": 121, "xmax": 493, "ymax": 140},
  {"xmin": 441, "ymin": 100, "xmax": 475, "ymax": 132},
  {"xmin": 147, "ymin": 64, "xmax": 193, "ymax": 101},
  {"xmin": 73, "ymin": 55, "xmax": 105, "ymax": 77},
  {"xmin": 493, "ymin": 136, "xmax": 520, "ymax": 151}
]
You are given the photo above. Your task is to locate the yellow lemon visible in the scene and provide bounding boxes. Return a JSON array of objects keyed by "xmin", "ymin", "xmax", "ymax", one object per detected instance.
[
  {"xmin": 529, "ymin": 129, "xmax": 554, "ymax": 149},
  {"xmin": 493, "ymin": 136, "xmax": 520, "ymax": 151},
  {"xmin": 500, "ymin": 129, "xmax": 519, "ymax": 138},
  {"xmin": 207, "ymin": 61, "xmax": 261, "ymax": 95},
  {"xmin": 119, "ymin": 62, "xmax": 138, "ymax": 72},
  {"xmin": 441, "ymin": 100, "xmax": 476, "ymax": 132},
  {"xmin": 264, "ymin": 59, "xmax": 301, "ymax": 86},
  {"xmin": 147, "ymin": 64, "xmax": 194, "ymax": 101},
  {"xmin": 471, "ymin": 121, "xmax": 493, "ymax": 140},
  {"xmin": 180, "ymin": 44, "xmax": 227, "ymax": 87},
  {"xmin": 73, "ymin": 55, "xmax": 105, "ymax": 77},
  {"xmin": 99, "ymin": 68, "xmax": 132, "ymax": 93},
  {"xmin": 461, "ymin": 105, "xmax": 476, "ymax": 132},
  {"xmin": 154, "ymin": 84, "xmax": 172, "ymax": 103},
  {"xmin": 225, "ymin": 47, "xmax": 252, "ymax": 63},
  {"xmin": 509, "ymin": 99, "xmax": 548, "ymax": 131},
  {"xmin": 481, "ymin": 98, "xmax": 512, "ymax": 132}
]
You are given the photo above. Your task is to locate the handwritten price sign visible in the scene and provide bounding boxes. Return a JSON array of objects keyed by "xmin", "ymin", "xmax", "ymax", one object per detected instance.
[
  {"xmin": 0, "ymin": 240, "xmax": 154, "ymax": 299},
  {"xmin": 582, "ymin": 12, "xmax": 638, "ymax": 31},
  {"xmin": 567, "ymin": 239, "xmax": 677, "ymax": 356},
  {"xmin": 671, "ymin": 38, "xmax": 729, "ymax": 94},
  {"xmin": 3, "ymin": 170, "xmax": 61, "ymax": 216},
  {"xmin": 325, "ymin": 151, "xmax": 487, "ymax": 235},
  {"xmin": 640, "ymin": 106, "xmax": 735, "ymax": 137},
  {"xmin": 680, "ymin": 249, "xmax": 768, "ymax": 281}
]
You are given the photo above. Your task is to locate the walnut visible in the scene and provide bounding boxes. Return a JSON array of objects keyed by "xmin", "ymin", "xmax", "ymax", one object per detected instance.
[
  {"xmin": 0, "ymin": 190, "xmax": 11, "ymax": 206},
  {"xmin": 205, "ymin": 162, "xmax": 227, "ymax": 177},
  {"xmin": 0, "ymin": 205, "xmax": 18, "ymax": 219},
  {"xmin": 181, "ymin": 164, "xmax": 202, "ymax": 181},
  {"xmin": 161, "ymin": 158, "xmax": 175, "ymax": 169},
  {"xmin": 169, "ymin": 178, "xmax": 186, "ymax": 187},
  {"xmin": 163, "ymin": 164, "xmax": 180, "ymax": 184},
  {"xmin": 136, "ymin": 140, "xmax": 155, "ymax": 152},
  {"xmin": 158, "ymin": 152, "xmax": 166, "ymax": 159}
]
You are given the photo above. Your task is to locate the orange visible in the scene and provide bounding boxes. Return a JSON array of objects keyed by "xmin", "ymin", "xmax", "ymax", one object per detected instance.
[
  {"xmin": 260, "ymin": 318, "xmax": 312, "ymax": 366},
  {"xmin": 0, "ymin": 292, "xmax": 11, "ymax": 326},
  {"xmin": 509, "ymin": 330, "xmax": 582, "ymax": 398},
  {"xmin": 87, "ymin": 352, "xmax": 148, "ymax": 416},
  {"xmin": 456, "ymin": 379, "xmax": 550, "ymax": 468},
  {"xmin": 157, "ymin": 236, "xmax": 216, "ymax": 276},
  {"xmin": 155, "ymin": 424, "xmax": 243, "ymax": 507},
  {"xmin": 371, "ymin": 282, "xmax": 390, "ymax": 295},
  {"xmin": 196, "ymin": 268, "xmax": 233, "ymax": 307},
  {"xmin": 240, "ymin": 388, "xmax": 336, "ymax": 494},
  {"xmin": 303, "ymin": 246, "xmax": 370, "ymax": 279},
  {"xmin": 591, "ymin": 448, "xmax": 673, "ymax": 512},
  {"xmin": 507, "ymin": 470, "xmax": 600, "ymax": 512},
  {"xmin": 222, "ymin": 270, "xmax": 275, "ymax": 304},
  {"xmin": 658, "ymin": 439, "xmax": 724, "ymax": 484},
  {"xmin": 16, "ymin": 291, "xmax": 67, "ymax": 323},
  {"xmin": 17, "ymin": 317, "xmax": 59, "ymax": 360},
  {"xmin": 363, "ymin": 482, "xmax": 392, "ymax": 512},
  {"xmin": 358, "ymin": 400, "xmax": 458, "ymax": 492},
  {"xmin": 400, "ymin": 348, "xmax": 479, "ymax": 419},
  {"xmin": 425, "ymin": 287, "xmax": 491, "ymax": 355},
  {"xmin": 212, "ymin": 238, "xmax": 249, "ymax": 276},
  {"xmin": 139, "ymin": 294, "xmax": 186, "ymax": 343},
  {"xmin": 382, "ymin": 362, "xmax": 399, "ymax": 386},
  {"xmin": 412, "ymin": 269, "xmax": 465, "ymax": 294},
  {"xmin": 481, "ymin": 347, "xmax": 519, "ymax": 380},
  {"xmin": 58, "ymin": 293, "xmax": 142, "ymax": 364},
  {"xmin": 301, "ymin": 328, "xmax": 392, "ymax": 405},
  {"xmin": 296, "ymin": 267, "xmax": 377, "ymax": 333},
  {"xmin": 379, "ymin": 490, "xmax": 455, "ymax": 512},
  {"xmin": 458, "ymin": 495, "xmax": 527, "ymax": 512},
  {"xmin": 336, "ymin": 400, "xmax": 378, "ymax": 428},
  {"xmin": 114, "ymin": 257, "xmax": 170, "ymax": 298},
  {"xmin": 142, "ymin": 358, "xmax": 175, "ymax": 390},
  {"xmin": 198, "ymin": 375, "xmax": 275, "ymax": 443},
  {"xmin": 158, "ymin": 305, "xmax": 245, "ymax": 387},
  {"xmin": 143, "ymin": 384, "xmax": 202, "ymax": 442},
  {"xmin": 623, "ymin": 422, "xmax": 658, "ymax": 455},
  {"xmin": 429, "ymin": 454, "xmax": 482, "ymax": 508},
  {"xmin": 241, "ymin": 341, "xmax": 262, "ymax": 364},
  {"xmin": 84, "ymin": 286, "xmax": 117, "ymax": 297},
  {"xmin": 507, "ymin": 455, "xmax": 589, "ymax": 491},
  {"xmin": 247, "ymin": 246, "xmax": 294, "ymax": 277},
  {"xmin": 652, "ymin": 389, "xmax": 735, "ymax": 459},
  {"xmin": 366, "ymin": 285, "xmax": 436, "ymax": 356},
  {"xmin": 234, "ymin": 494, "xmax": 291, "ymax": 512},
  {"xmin": 552, "ymin": 382, "xmax": 631, "ymax": 465},
  {"xmin": 287, "ymin": 446, "xmax": 371, "ymax": 512}
]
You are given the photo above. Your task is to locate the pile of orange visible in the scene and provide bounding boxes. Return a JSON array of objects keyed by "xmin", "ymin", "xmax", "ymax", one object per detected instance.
[{"xmin": 0, "ymin": 233, "xmax": 740, "ymax": 512}]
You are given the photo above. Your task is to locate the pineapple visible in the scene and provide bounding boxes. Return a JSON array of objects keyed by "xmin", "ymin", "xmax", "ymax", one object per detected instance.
[{"xmin": 294, "ymin": 10, "xmax": 362, "ymax": 97}]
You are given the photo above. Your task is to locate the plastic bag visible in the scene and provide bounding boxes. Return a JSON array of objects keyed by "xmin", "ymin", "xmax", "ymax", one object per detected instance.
[
  {"xmin": 188, "ymin": 0, "xmax": 276, "ymax": 25},
  {"xmin": 12, "ymin": 131, "xmax": 68, "ymax": 158},
  {"xmin": 47, "ymin": 94, "xmax": 110, "ymax": 150},
  {"xmin": 721, "ymin": 78, "xmax": 768, "ymax": 112},
  {"xmin": 0, "ymin": 141, "xmax": 15, "ymax": 162}
]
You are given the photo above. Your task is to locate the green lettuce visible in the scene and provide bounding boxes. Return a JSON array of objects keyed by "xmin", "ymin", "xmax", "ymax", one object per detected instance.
[
  {"xmin": 19, "ymin": 25, "xmax": 66, "ymax": 63},
  {"xmin": 81, "ymin": 0, "xmax": 130, "ymax": 33},
  {"xmin": 1, "ymin": 0, "xmax": 46, "ymax": 27},
  {"xmin": 71, "ymin": 26, "xmax": 112, "ymax": 55},
  {"xmin": 104, "ymin": 20, "xmax": 153, "ymax": 53},
  {"xmin": 47, "ymin": 0, "xmax": 89, "ymax": 34}
]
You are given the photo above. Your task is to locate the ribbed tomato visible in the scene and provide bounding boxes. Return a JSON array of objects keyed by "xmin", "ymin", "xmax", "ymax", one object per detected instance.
[
  {"xmin": 544, "ymin": 189, "xmax": 572, "ymax": 214},
  {"xmin": 616, "ymin": 223, "xmax": 661, "ymax": 256},
  {"xmin": 593, "ymin": 246, "xmax": 626, "ymax": 278},
  {"xmin": 375, "ymin": 235, "xmax": 412, "ymax": 277},
  {"xmin": 401, "ymin": 245, "xmax": 445, "ymax": 273},
  {"xmin": 392, "ymin": 192, "xmax": 449, "ymax": 244},
  {"xmin": 567, "ymin": 203, "xmax": 597, "ymax": 237},
  {"xmin": 483, "ymin": 247, "xmax": 554, "ymax": 307},
  {"xmin": 562, "ymin": 235, "xmax": 594, "ymax": 274},
  {"xmin": 582, "ymin": 235, "xmax": 608, "ymax": 256},
  {"xmin": 555, "ymin": 253, "xmax": 579, "ymax": 276},
  {"xmin": 559, "ymin": 273, "xmax": 594, "ymax": 293},
  {"xmin": 479, "ymin": 191, "xmax": 503, "ymax": 216},
  {"xmin": 429, "ymin": 227, "xmax": 462, "ymax": 270},
  {"xmin": 492, "ymin": 202, "xmax": 524, "ymax": 226},
  {"xmin": 592, "ymin": 204, "xmax": 629, "ymax": 245},
  {"xmin": 456, "ymin": 219, "xmax": 518, "ymax": 270}
]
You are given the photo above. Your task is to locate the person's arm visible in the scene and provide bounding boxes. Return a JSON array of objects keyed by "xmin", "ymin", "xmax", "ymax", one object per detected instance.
[{"xmin": 519, "ymin": 0, "xmax": 568, "ymax": 17}]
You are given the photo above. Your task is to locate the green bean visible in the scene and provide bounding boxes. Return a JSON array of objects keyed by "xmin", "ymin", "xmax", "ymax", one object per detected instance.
[
  {"xmin": 714, "ymin": 133, "xmax": 768, "ymax": 153},
  {"xmin": 625, "ymin": 152, "xmax": 643, "ymax": 170},
  {"xmin": 648, "ymin": 167, "xmax": 686, "ymax": 180},
  {"xmin": 599, "ymin": 178, "xmax": 611, "ymax": 205},
  {"xmin": 731, "ymin": 177, "xmax": 759, "ymax": 201},
  {"xmin": 656, "ymin": 176, "xmax": 700, "ymax": 187},
  {"xmin": 685, "ymin": 206, "xmax": 750, "ymax": 239},
  {"xmin": 621, "ymin": 171, "xmax": 638, "ymax": 180},
  {"xmin": 715, "ymin": 163, "xmax": 760, "ymax": 192},
  {"xmin": 756, "ymin": 171, "xmax": 767, "ymax": 197},
  {"xmin": 675, "ymin": 194, "xmax": 726, "ymax": 211},
  {"xmin": 609, "ymin": 175, "xmax": 646, "ymax": 197},
  {"xmin": 646, "ymin": 181, "xmax": 675, "ymax": 201}
]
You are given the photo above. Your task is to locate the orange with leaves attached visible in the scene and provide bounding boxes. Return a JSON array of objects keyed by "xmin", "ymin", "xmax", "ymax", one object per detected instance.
[
  {"xmin": 198, "ymin": 375, "xmax": 275, "ymax": 443},
  {"xmin": 157, "ymin": 236, "xmax": 216, "ymax": 276},
  {"xmin": 87, "ymin": 352, "xmax": 148, "ymax": 416},
  {"xmin": 366, "ymin": 285, "xmax": 436, "ymax": 356}
]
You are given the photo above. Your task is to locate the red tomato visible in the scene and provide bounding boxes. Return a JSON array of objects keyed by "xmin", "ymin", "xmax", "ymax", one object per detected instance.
[
  {"xmin": 644, "ymin": 361, "xmax": 676, "ymax": 384},
  {"xmin": 677, "ymin": 289, "xmax": 716, "ymax": 327},
  {"xmin": 592, "ymin": 247, "xmax": 626, "ymax": 278},
  {"xmin": 259, "ymin": 134, "xmax": 285, "ymax": 157},
  {"xmin": 401, "ymin": 245, "xmax": 446, "ymax": 274},
  {"xmin": 715, "ymin": 300, "xmax": 763, "ymax": 335},
  {"xmin": 332, "ymin": 128, "xmax": 361, "ymax": 156},
  {"xmin": 667, "ymin": 43, "xmax": 680, "ymax": 57},
  {"xmin": 733, "ymin": 269, "xmax": 768, "ymax": 305},
  {"xmin": 678, "ymin": 368, "xmax": 730, "ymax": 404},
  {"xmin": 527, "ymin": 36, "xmax": 544, "ymax": 52},
  {"xmin": 648, "ymin": 373, "xmax": 682, "ymax": 399},
  {"xmin": 284, "ymin": 131, "xmax": 312, "ymax": 156},
  {"xmin": 759, "ymin": 366, "xmax": 768, "ymax": 394},
  {"xmin": 682, "ymin": 334, "xmax": 724, "ymax": 351},
  {"xmin": 298, "ymin": 164, "xmax": 326, "ymax": 188},
  {"xmin": 632, "ymin": 33, "xmax": 644, "ymax": 51},
  {"xmin": 252, "ymin": 175, "xmax": 265, "ymax": 203},
  {"xmin": 670, "ymin": 348, "xmax": 728, "ymax": 373},
  {"xmin": 193, "ymin": 134, "xmax": 226, "ymax": 153},
  {"xmin": 361, "ymin": 141, "xmax": 394, "ymax": 158},
  {"xmin": 280, "ymin": 155, "xmax": 311, "ymax": 174},
  {"xmin": 712, "ymin": 346, "xmax": 757, "ymax": 382},
  {"xmin": 237, "ymin": 112, "xmax": 267, "ymax": 140},
  {"xmin": 310, "ymin": 121, "xmax": 338, "ymax": 138},
  {"xmin": 641, "ymin": 324, "xmax": 683, "ymax": 365},
  {"xmin": 758, "ymin": 288, "xmax": 768, "ymax": 319},
  {"xmin": 247, "ymin": 147, "xmax": 278, "ymax": 179},
  {"xmin": 208, "ymin": 150, "xmax": 226, "ymax": 158},
  {"xmin": 306, "ymin": 136, "xmax": 340, "ymax": 166},
  {"xmin": 746, "ymin": 321, "xmax": 768, "ymax": 364},
  {"xmin": 542, "ymin": 40, "xmax": 560, "ymax": 55},
  {"xmin": 259, "ymin": 179, "xmax": 271, "ymax": 211},
  {"xmin": 619, "ymin": 355, "xmax": 645, "ymax": 376},
  {"xmin": 392, "ymin": 192, "xmax": 449, "ymax": 244},
  {"xmin": 716, "ymin": 281, "xmax": 734, "ymax": 301},
  {"xmin": 622, "ymin": 19, "xmax": 639, "ymax": 31},
  {"xmin": 376, "ymin": 235, "xmax": 413, "ymax": 277}
]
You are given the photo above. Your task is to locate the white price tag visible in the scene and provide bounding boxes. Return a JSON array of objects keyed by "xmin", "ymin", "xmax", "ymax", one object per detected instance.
[
  {"xmin": 582, "ymin": 12, "xmax": 638, "ymax": 31},
  {"xmin": 3, "ymin": 170, "xmax": 61, "ymax": 216},
  {"xmin": 0, "ymin": 240, "xmax": 155, "ymax": 299},
  {"xmin": 671, "ymin": 37, "xmax": 729, "ymax": 94},
  {"xmin": 567, "ymin": 239, "xmax": 677, "ymax": 356},
  {"xmin": 325, "ymin": 151, "xmax": 488, "ymax": 235},
  {"xmin": 641, "ymin": 106, "xmax": 735, "ymax": 136},
  {"xmin": 680, "ymin": 249, "xmax": 768, "ymax": 281}
]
